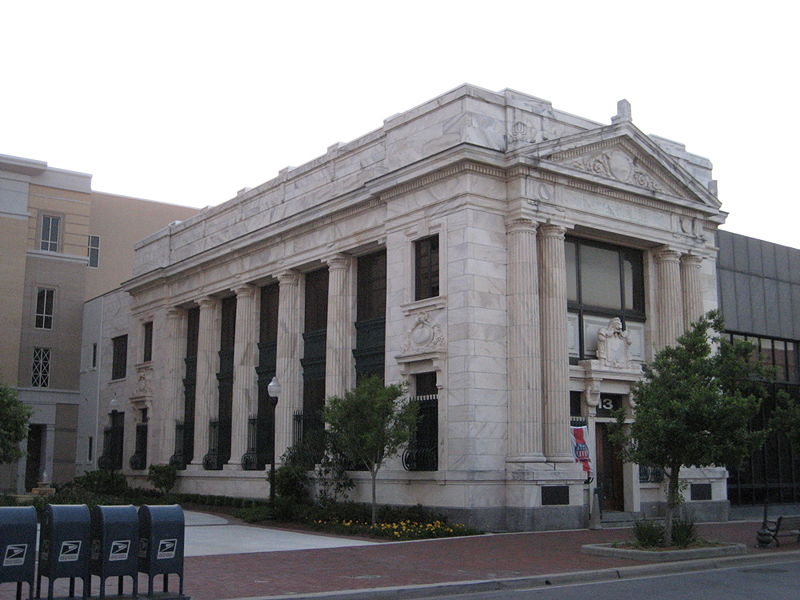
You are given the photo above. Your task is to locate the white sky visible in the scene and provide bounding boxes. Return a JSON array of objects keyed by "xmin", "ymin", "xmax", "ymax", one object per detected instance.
[{"xmin": 3, "ymin": 1, "xmax": 798, "ymax": 249}]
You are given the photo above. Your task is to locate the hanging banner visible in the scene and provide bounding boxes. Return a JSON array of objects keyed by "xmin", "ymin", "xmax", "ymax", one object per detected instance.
[{"xmin": 571, "ymin": 426, "xmax": 593, "ymax": 476}]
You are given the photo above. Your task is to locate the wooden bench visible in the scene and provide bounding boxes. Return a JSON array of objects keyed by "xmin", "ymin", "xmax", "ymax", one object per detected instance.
[{"xmin": 764, "ymin": 515, "xmax": 800, "ymax": 546}]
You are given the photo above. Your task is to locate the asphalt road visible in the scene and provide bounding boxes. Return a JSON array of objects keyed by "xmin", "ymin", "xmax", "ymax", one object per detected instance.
[{"xmin": 416, "ymin": 559, "xmax": 800, "ymax": 600}]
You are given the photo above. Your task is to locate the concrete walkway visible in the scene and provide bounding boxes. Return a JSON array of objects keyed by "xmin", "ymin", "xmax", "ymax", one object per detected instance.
[{"xmin": 183, "ymin": 511, "xmax": 376, "ymax": 556}]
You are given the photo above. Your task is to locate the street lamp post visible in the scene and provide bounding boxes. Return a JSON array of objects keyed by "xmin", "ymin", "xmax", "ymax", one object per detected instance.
[{"xmin": 266, "ymin": 376, "xmax": 281, "ymax": 512}]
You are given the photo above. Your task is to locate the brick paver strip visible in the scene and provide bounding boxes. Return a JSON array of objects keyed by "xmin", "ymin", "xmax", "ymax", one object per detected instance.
[{"xmin": 2, "ymin": 520, "xmax": 796, "ymax": 600}]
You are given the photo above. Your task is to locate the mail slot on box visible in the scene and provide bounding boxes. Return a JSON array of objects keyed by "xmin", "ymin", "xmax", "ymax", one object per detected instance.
[
  {"xmin": 90, "ymin": 505, "xmax": 139, "ymax": 599},
  {"xmin": 38, "ymin": 504, "xmax": 91, "ymax": 600},
  {"xmin": 0, "ymin": 506, "xmax": 37, "ymax": 600},
  {"xmin": 138, "ymin": 505, "xmax": 186, "ymax": 599}
]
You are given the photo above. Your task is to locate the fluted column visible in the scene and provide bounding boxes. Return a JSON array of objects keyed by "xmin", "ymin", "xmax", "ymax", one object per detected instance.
[
  {"xmin": 161, "ymin": 307, "xmax": 187, "ymax": 463},
  {"xmin": 681, "ymin": 253, "xmax": 704, "ymax": 330},
  {"xmin": 539, "ymin": 224, "xmax": 573, "ymax": 462},
  {"xmin": 507, "ymin": 217, "xmax": 544, "ymax": 461},
  {"xmin": 275, "ymin": 270, "xmax": 302, "ymax": 460},
  {"xmin": 191, "ymin": 296, "xmax": 221, "ymax": 467},
  {"xmin": 228, "ymin": 285, "xmax": 258, "ymax": 468},
  {"xmin": 654, "ymin": 247, "xmax": 684, "ymax": 348},
  {"xmin": 325, "ymin": 254, "xmax": 354, "ymax": 399}
]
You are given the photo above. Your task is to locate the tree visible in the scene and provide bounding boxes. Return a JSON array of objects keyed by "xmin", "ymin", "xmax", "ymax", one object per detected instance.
[
  {"xmin": 0, "ymin": 383, "xmax": 32, "ymax": 464},
  {"xmin": 771, "ymin": 389, "xmax": 800, "ymax": 453},
  {"xmin": 611, "ymin": 311, "xmax": 768, "ymax": 545},
  {"xmin": 322, "ymin": 375, "xmax": 417, "ymax": 525}
]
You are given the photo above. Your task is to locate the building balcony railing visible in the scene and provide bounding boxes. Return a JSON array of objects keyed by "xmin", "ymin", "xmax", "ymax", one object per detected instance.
[{"xmin": 403, "ymin": 394, "xmax": 438, "ymax": 472}]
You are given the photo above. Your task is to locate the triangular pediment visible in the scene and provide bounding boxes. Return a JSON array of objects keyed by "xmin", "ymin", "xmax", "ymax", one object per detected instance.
[{"xmin": 520, "ymin": 122, "xmax": 721, "ymax": 211}]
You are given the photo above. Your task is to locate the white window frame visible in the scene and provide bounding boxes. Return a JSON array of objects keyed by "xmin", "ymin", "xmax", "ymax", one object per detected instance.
[
  {"xmin": 32, "ymin": 347, "xmax": 51, "ymax": 387},
  {"xmin": 35, "ymin": 287, "xmax": 55, "ymax": 330},
  {"xmin": 40, "ymin": 214, "xmax": 61, "ymax": 252}
]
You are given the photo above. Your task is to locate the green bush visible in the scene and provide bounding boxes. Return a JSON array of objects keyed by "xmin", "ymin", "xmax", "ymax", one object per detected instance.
[
  {"xmin": 671, "ymin": 518, "xmax": 698, "ymax": 547},
  {"xmin": 632, "ymin": 519, "xmax": 665, "ymax": 548},
  {"xmin": 71, "ymin": 469, "xmax": 129, "ymax": 496},
  {"xmin": 235, "ymin": 505, "xmax": 273, "ymax": 522},
  {"xmin": 147, "ymin": 464, "xmax": 178, "ymax": 494},
  {"xmin": 0, "ymin": 494, "xmax": 18, "ymax": 507},
  {"xmin": 274, "ymin": 464, "xmax": 310, "ymax": 504}
]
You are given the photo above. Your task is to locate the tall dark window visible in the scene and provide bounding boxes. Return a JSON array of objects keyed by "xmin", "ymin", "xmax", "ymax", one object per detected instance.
[
  {"xmin": 206, "ymin": 296, "xmax": 236, "ymax": 469},
  {"xmin": 414, "ymin": 235, "xmax": 439, "ymax": 300},
  {"xmin": 130, "ymin": 410, "xmax": 148, "ymax": 471},
  {"xmin": 87, "ymin": 235, "xmax": 100, "ymax": 267},
  {"xmin": 35, "ymin": 288, "xmax": 55, "ymax": 329},
  {"xmin": 142, "ymin": 321, "xmax": 153, "ymax": 362},
  {"xmin": 355, "ymin": 250, "xmax": 386, "ymax": 379},
  {"xmin": 101, "ymin": 411, "xmax": 124, "ymax": 471},
  {"xmin": 302, "ymin": 268, "xmax": 328, "ymax": 444},
  {"xmin": 173, "ymin": 307, "xmax": 200, "ymax": 469},
  {"xmin": 566, "ymin": 237, "xmax": 644, "ymax": 360},
  {"xmin": 111, "ymin": 335, "xmax": 128, "ymax": 380},
  {"xmin": 247, "ymin": 283, "xmax": 279, "ymax": 470},
  {"xmin": 403, "ymin": 372, "xmax": 438, "ymax": 471}
]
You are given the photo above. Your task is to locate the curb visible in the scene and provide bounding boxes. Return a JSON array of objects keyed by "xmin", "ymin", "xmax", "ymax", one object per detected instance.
[
  {"xmin": 231, "ymin": 550, "xmax": 800, "ymax": 600},
  {"xmin": 581, "ymin": 541, "xmax": 748, "ymax": 561}
]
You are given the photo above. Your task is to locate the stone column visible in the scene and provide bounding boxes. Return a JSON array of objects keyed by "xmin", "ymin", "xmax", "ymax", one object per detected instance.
[
  {"xmin": 325, "ymin": 254, "xmax": 354, "ymax": 399},
  {"xmin": 275, "ymin": 270, "xmax": 302, "ymax": 460},
  {"xmin": 681, "ymin": 253, "xmax": 704, "ymax": 330},
  {"xmin": 538, "ymin": 224, "xmax": 573, "ymax": 462},
  {"xmin": 654, "ymin": 247, "xmax": 684, "ymax": 349},
  {"xmin": 228, "ymin": 285, "xmax": 259, "ymax": 468},
  {"xmin": 160, "ymin": 307, "xmax": 187, "ymax": 463},
  {"xmin": 507, "ymin": 217, "xmax": 544, "ymax": 461},
  {"xmin": 191, "ymin": 296, "xmax": 221, "ymax": 467}
]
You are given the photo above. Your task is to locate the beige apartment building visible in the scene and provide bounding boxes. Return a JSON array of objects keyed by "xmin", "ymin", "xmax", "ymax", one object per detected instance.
[{"xmin": 0, "ymin": 154, "xmax": 197, "ymax": 493}]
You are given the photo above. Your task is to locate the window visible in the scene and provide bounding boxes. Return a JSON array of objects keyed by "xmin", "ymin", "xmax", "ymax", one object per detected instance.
[
  {"xmin": 414, "ymin": 235, "xmax": 439, "ymax": 300},
  {"xmin": 40, "ymin": 215, "xmax": 61, "ymax": 252},
  {"xmin": 403, "ymin": 372, "xmax": 438, "ymax": 471},
  {"xmin": 725, "ymin": 333, "xmax": 799, "ymax": 383},
  {"xmin": 566, "ymin": 237, "xmax": 645, "ymax": 360},
  {"xmin": 92, "ymin": 343, "xmax": 98, "ymax": 368},
  {"xmin": 111, "ymin": 335, "xmax": 128, "ymax": 380},
  {"xmin": 35, "ymin": 288, "xmax": 55, "ymax": 329},
  {"xmin": 87, "ymin": 235, "xmax": 100, "ymax": 267},
  {"xmin": 142, "ymin": 321, "xmax": 153, "ymax": 362},
  {"xmin": 32, "ymin": 347, "xmax": 51, "ymax": 387}
]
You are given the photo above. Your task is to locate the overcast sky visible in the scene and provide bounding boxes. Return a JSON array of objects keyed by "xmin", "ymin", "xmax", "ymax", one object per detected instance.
[{"xmin": 3, "ymin": 1, "xmax": 798, "ymax": 249}]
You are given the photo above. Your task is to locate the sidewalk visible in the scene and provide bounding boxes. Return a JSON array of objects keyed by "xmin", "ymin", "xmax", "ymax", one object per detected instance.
[
  {"xmin": 3, "ymin": 514, "xmax": 798, "ymax": 600},
  {"xmin": 183, "ymin": 518, "xmax": 799, "ymax": 600}
]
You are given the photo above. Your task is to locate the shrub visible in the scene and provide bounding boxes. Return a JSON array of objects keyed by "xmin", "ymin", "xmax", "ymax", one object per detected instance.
[
  {"xmin": 235, "ymin": 505, "xmax": 273, "ymax": 523},
  {"xmin": 632, "ymin": 519, "xmax": 665, "ymax": 548},
  {"xmin": 147, "ymin": 464, "xmax": 178, "ymax": 495},
  {"xmin": 671, "ymin": 518, "xmax": 698, "ymax": 547},
  {"xmin": 71, "ymin": 469, "xmax": 129, "ymax": 496}
]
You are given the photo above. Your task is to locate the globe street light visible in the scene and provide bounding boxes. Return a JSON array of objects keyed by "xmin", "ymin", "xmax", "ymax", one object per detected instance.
[{"xmin": 266, "ymin": 376, "xmax": 281, "ymax": 511}]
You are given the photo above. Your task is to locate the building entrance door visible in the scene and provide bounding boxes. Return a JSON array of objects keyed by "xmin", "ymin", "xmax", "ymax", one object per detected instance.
[
  {"xmin": 596, "ymin": 423, "xmax": 625, "ymax": 512},
  {"xmin": 25, "ymin": 424, "xmax": 44, "ymax": 491}
]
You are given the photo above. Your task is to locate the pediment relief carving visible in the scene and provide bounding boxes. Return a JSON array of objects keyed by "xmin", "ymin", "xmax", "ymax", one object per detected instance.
[{"xmin": 550, "ymin": 142, "xmax": 685, "ymax": 198}]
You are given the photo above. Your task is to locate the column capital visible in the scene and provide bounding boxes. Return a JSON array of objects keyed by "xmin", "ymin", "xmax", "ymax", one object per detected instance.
[
  {"xmin": 538, "ymin": 223, "xmax": 567, "ymax": 240},
  {"xmin": 166, "ymin": 306, "xmax": 185, "ymax": 320},
  {"xmin": 232, "ymin": 283, "xmax": 257, "ymax": 298},
  {"xmin": 276, "ymin": 270, "xmax": 301, "ymax": 286},
  {"xmin": 680, "ymin": 253, "xmax": 703, "ymax": 266},
  {"xmin": 197, "ymin": 295, "xmax": 220, "ymax": 310},
  {"xmin": 325, "ymin": 253, "xmax": 351, "ymax": 271},
  {"xmin": 506, "ymin": 217, "xmax": 538, "ymax": 234},
  {"xmin": 654, "ymin": 246, "xmax": 682, "ymax": 263}
]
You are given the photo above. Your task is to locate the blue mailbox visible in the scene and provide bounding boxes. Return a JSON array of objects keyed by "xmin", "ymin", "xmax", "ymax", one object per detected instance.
[
  {"xmin": 38, "ymin": 504, "xmax": 91, "ymax": 600},
  {"xmin": 0, "ymin": 506, "xmax": 37, "ymax": 600},
  {"xmin": 138, "ymin": 505, "xmax": 186, "ymax": 599},
  {"xmin": 90, "ymin": 505, "xmax": 139, "ymax": 599}
]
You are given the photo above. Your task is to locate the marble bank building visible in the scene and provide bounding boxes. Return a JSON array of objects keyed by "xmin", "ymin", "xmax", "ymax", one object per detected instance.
[{"xmin": 110, "ymin": 85, "xmax": 730, "ymax": 530}]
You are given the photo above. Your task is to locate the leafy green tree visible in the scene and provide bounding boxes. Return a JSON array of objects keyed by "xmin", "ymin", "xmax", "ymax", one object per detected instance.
[
  {"xmin": 148, "ymin": 464, "xmax": 178, "ymax": 495},
  {"xmin": 0, "ymin": 383, "xmax": 32, "ymax": 464},
  {"xmin": 322, "ymin": 375, "xmax": 417, "ymax": 525},
  {"xmin": 771, "ymin": 390, "xmax": 800, "ymax": 453},
  {"xmin": 611, "ymin": 311, "xmax": 768, "ymax": 545}
]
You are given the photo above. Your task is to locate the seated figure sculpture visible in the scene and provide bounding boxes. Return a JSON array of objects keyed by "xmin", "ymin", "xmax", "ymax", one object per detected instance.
[{"xmin": 596, "ymin": 317, "xmax": 631, "ymax": 368}]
